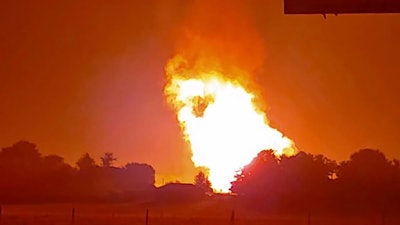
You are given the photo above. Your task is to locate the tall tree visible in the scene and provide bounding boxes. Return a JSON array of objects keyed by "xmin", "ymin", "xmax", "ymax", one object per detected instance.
[
  {"xmin": 194, "ymin": 171, "xmax": 213, "ymax": 194},
  {"xmin": 76, "ymin": 153, "xmax": 96, "ymax": 171},
  {"xmin": 100, "ymin": 152, "xmax": 116, "ymax": 168}
]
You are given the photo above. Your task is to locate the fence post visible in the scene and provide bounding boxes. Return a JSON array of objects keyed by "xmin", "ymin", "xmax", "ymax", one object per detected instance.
[
  {"xmin": 145, "ymin": 208, "xmax": 149, "ymax": 225},
  {"xmin": 230, "ymin": 210, "xmax": 235, "ymax": 224},
  {"xmin": 71, "ymin": 207, "xmax": 75, "ymax": 224}
]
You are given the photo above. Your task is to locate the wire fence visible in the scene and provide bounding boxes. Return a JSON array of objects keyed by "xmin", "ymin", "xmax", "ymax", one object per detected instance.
[{"xmin": 0, "ymin": 204, "xmax": 399, "ymax": 225}]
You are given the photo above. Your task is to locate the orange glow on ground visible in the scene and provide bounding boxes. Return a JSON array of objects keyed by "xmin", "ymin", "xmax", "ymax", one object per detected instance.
[{"xmin": 165, "ymin": 60, "xmax": 296, "ymax": 192}]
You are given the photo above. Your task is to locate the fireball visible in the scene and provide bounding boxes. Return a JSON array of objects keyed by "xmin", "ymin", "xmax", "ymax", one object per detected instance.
[{"xmin": 165, "ymin": 56, "xmax": 296, "ymax": 192}]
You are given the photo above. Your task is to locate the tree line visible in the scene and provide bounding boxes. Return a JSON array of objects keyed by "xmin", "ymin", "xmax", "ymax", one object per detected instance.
[
  {"xmin": 231, "ymin": 149, "xmax": 400, "ymax": 213},
  {"xmin": 1, "ymin": 140, "xmax": 400, "ymax": 214},
  {"xmin": 0, "ymin": 141, "xmax": 155, "ymax": 203}
]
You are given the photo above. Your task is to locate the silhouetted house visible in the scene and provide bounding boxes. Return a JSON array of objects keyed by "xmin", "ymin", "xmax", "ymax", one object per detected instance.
[{"xmin": 157, "ymin": 183, "xmax": 204, "ymax": 203}]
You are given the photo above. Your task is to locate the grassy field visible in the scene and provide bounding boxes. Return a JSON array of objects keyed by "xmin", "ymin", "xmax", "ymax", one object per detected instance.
[{"xmin": 0, "ymin": 202, "xmax": 399, "ymax": 225}]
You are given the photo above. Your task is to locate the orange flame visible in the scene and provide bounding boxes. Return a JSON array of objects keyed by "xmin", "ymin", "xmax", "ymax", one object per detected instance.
[{"xmin": 164, "ymin": 0, "xmax": 296, "ymax": 192}]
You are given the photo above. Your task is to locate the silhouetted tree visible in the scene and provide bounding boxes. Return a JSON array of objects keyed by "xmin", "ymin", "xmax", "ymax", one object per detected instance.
[
  {"xmin": 231, "ymin": 150, "xmax": 280, "ymax": 199},
  {"xmin": 337, "ymin": 149, "xmax": 393, "ymax": 181},
  {"xmin": 73, "ymin": 153, "xmax": 101, "ymax": 200},
  {"xmin": 38, "ymin": 155, "xmax": 75, "ymax": 201},
  {"xmin": 123, "ymin": 163, "xmax": 155, "ymax": 187},
  {"xmin": 231, "ymin": 150, "xmax": 337, "ymax": 212},
  {"xmin": 336, "ymin": 149, "xmax": 399, "ymax": 211},
  {"xmin": 194, "ymin": 171, "xmax": 213, "ymax": 194},
  {"xmin": 0, "ymin": 141, "xmax": 79, "ymax": 202},
  {"xmin": 100, "ymin": 152, "xmax": 116, "ymax": 168},
  {"xmin": 279, "ymin": 152, "xmax": 337, "ymax": 211},
  {"xmin": 0, "ymin": 141, "xmax": 41, "ymax": 168},
  {"xmin": 108, "ymin": 162, "xmax": 156, "ymax": 200},
  {"xmin": 0, "ymin": 141, "xmax": 43, "ymax": 201},
  {"xmin": 76, "ymin": 153, "xmax": 96, "ymax": 171}
]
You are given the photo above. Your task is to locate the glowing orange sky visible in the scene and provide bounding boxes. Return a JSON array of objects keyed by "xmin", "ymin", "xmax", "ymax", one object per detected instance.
[{"xmin": 0, "ymin": 0, "xmax": 399, "ymax": 184}]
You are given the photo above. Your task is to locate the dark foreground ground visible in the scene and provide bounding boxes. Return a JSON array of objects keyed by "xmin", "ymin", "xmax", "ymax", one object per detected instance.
[{"xmin": 0, "ymin": 201, "xmax": 399, "ymax": 225}]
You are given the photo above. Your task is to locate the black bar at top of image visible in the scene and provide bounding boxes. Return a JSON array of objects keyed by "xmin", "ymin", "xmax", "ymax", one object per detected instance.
[{"xmin": 284, "ymin": 0, "xmax": 400, "ymax": 14}]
